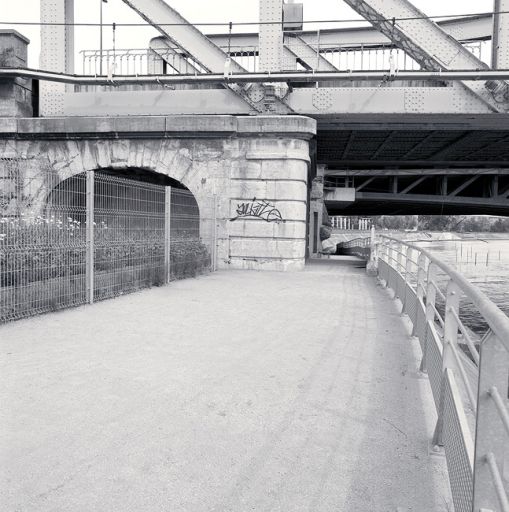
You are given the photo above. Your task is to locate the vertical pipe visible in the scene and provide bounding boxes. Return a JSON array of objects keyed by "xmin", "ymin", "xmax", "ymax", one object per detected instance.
[{"xmin": 86, "ymin": 170, "xmax": 94, "ymax": 304}]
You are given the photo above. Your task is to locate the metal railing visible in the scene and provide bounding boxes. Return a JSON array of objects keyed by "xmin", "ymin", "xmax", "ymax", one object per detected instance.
[
  {"xmin": 0, "ymin": 160, "xmax": 216, "ymax": 323},
  {"xmin": 330, "ymin": 216, "xmax": 371, "ymax": 230},
  {"xmin": 376, "ymin": 235, "xmax": 509, "ymax": 512},
  {"xmin": 80, "ymin": 46, "xmax": 258, "ymax": 77},
  {"xmin": 79, "ymin": 40, "xmax": 488, "ymax": 78}
]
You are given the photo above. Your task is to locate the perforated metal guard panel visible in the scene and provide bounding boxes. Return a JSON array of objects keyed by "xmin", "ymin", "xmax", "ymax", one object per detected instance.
[
  {"xmin": 443, "ymin": 371, "xmax": 474, "ymax": 512},
  {"xmin": 404, "ymin": 284, "xmax": 417, "ymax": 324},
  {"xmin": 396, "ymin": 272, "xmax": 406, "ymax": 301},
  {"xmin": 379, "ymin": 260, "xmax": 389, "ymax": 282},
  {"xmin": 425, "ymin": 323, "xmax": 443, "ymax": 409},
  {"xmin": 414, "ymin": 300, "xmax": 426, "ymax": 351}
]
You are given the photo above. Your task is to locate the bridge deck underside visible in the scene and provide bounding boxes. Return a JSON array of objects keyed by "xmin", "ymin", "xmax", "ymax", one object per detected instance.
[
  {"xmin": 318, "ymin": 129, "xmax": 509, "ymax": 168},
  {"xmin": 0, "ymin": 263, "xmax": 452, "ymax": 511},
  {"xmin": 318, "ymin": 117, "xmax": 509, "ymax": 215}
]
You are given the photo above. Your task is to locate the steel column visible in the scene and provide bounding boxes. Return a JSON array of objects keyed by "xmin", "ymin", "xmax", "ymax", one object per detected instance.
[
  {"xmin": 492, "ymin": 0, "xmax": 509, "ymax": 69},
  {"xmin": 259, "ymin": 0, "xmax": 284, "ymax": 72},
  {"xmin": 40, "ymin": 0, "xmax": 74, "ymax": 116}
]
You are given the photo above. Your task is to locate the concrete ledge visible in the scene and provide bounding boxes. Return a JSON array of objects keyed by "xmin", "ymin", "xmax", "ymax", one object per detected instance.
[{"xmin": 0, "ymin": 115, "xmax": 316, "ymax": 140}]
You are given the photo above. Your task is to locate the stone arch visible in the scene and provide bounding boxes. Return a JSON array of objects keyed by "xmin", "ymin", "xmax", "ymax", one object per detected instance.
[
  {"xmin": 23, "ymin": 138, "xmax": 217, "ymax": 242},
  {"xmin": 38, "ymin": 138, "xmax": 211, "ymax": 217}
]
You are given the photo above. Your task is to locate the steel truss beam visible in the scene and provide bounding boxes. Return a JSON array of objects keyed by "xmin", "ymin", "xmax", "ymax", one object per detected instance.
[
  {"xmin": 325, "ymin": 169, "xmax": 509, "ymax": 176},
  {"xmin": 149, "ymin": 39, "xmax": 200, "ymax": 74},
  {"xmin": 324, "ymin": 173, "xmax": 509, "ymax": 215},
  {"xmin": 120, "ymin": 0, "xmax": 292, "ymax": 113},
  {"xmin": 194, "ymin": 14, "xmax": 493, "ymax": 49},
  {"xmin": 342, "ymin": 0, "xmax": 509, "ymax": 112},
  {"xmin": 283, "ymin": 35, "xmax": 339, "ymax": 71}
]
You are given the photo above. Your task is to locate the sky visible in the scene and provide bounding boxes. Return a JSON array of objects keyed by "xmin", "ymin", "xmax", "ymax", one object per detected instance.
[{"xmin": 1, "ymin": 0, "xmax": 494, "ymax": 68}]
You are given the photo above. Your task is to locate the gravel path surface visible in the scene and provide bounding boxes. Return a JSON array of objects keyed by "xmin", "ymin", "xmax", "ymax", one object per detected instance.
[{"xmin": 1, "ymin": 258, "xmax": 452, "ymax": 511}]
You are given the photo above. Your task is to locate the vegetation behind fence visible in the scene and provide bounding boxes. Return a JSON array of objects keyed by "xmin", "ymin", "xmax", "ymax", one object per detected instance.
[{"xmin": 0, "ymin": 164, "xmax": 215, "ymax": 323}]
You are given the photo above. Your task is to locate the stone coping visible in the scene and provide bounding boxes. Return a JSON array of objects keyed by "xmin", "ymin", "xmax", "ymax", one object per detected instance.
[
  {"xmin": 0, "ymin": 115, "xmax": 316, "ymax": 139},
  {"xmin": 0, "ymin": 29, "xmax": 30, "ymax": 45}
]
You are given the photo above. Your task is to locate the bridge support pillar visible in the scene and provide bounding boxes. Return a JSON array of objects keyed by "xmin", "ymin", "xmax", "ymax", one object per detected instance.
[
  {"xmin": 40, "ymin": 0, "xmax": 74, "ymax": 117},
  {"xmin": 0, "ymin": 115, "xmax": 316, "ymax": 272}
]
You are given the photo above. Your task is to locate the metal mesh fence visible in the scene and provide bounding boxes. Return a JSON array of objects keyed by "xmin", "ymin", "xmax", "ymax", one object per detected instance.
[
  {"xmin": 93, "ymin": 173, "xmax": 166, "ymax": 301},
  {"xmin": 442, "ymin": 370, "xmax": 474, "ymax": 512},
  {"xmin": 1, "ymin": 162, "xmax": 216, "ymax": 323},
  {"xmin": 169, "ymin": 188, "xmax": 215, "ymax": 282},
  {"xmin": 1, "ymin": 161, "xmax": 88, "ymax": 321}
]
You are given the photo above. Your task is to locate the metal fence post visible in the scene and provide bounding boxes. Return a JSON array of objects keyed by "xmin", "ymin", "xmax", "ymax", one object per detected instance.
[
  {"xmin": 213, "ymin": 194, "xmax": 218, "ymax": 271},
  {"xmin": 473, "ymin": 331, "xmax": 509, "ymax": 512},
  {"xmin": 433, "ymin": 279, "xmax": 461, "ymax": 447},
  {"xmin": 86, "ymin": 170, "xmax": 94, "ymax": 304},
  {"xmin": 164, "ymin": 186, "xmax": 171, "ymax": 284}
]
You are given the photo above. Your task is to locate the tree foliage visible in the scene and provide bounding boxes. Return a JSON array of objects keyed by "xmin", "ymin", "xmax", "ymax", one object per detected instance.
[{"xmin": 373, "ymin": 215, "xmax": 509, "ymax": 233}]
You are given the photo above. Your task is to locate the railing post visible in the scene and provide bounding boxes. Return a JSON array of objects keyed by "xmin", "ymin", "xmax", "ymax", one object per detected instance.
[
  {"xmin": 421, "ymin": 261, "xmax": 437, "ymax": 372},
  {"xmin": 164, "ymin": 186, "xmax": 171, "ymax": 284},
  {"xmin": 85, "ymin": 170, "xmax": 94, "ymax": 305},
  {"xmin": 396, "ymin": 242, "xmax": 403, "ymax": 275},
  {"xmin": 404, "ymin": 246, "xmax": 413, "ymax": 310},
  {"xmin": 413, "ymin": 252, "xmax": 427, "ymax": 338},
  {"xmin": 366, "ymin": 226, "xmax": 377, "ymax": 275},
  {"xmin": 473, "ymin": 331, "xmax": 509, "ymax": 512},
  {"xmin": 433, "ymin": 279, "xmax": 461, "ymax": 447}
]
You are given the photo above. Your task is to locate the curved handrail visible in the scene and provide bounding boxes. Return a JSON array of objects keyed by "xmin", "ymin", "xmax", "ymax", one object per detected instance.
[
  {"xmin": 379, "ymin": 235, "xmax": 509, "ymax": 351},
  {"xmin": 376, "ymin": 233, "xmax": 509, "ymax": 512}
]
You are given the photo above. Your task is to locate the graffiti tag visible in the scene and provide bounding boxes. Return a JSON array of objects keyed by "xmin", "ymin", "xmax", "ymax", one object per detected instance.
[{"xmin": 231, "ymin": 198, "xmax": 284, "ymax": 223}]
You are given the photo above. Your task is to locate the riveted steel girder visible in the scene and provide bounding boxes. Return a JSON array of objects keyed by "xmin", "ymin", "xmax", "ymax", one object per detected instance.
[{"xmin": 342, "ymin": 0, "xmax": 509, "ymax": 112}]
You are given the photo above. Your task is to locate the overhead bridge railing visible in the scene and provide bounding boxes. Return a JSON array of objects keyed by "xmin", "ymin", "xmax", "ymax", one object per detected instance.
[
  {"xmin": 80, "ymin": 39, "xmax": 488, "ymax": 77},
  {"xmin": 375, "ymin": 235, "xmax": 509, "ymax": 512}
]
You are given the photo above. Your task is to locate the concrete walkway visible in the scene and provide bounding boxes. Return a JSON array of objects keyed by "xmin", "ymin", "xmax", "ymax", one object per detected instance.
[{"xmin": 1, "ymin": 258, "xmax": 452, "ymax": 512}]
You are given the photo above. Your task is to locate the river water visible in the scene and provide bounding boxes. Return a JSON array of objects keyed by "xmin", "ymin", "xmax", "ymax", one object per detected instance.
[{"xmin": 412, "ymin": 236, "xmax": 509, "ymax": 335}]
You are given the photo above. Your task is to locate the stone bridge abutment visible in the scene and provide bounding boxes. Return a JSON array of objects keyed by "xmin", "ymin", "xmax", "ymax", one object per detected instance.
[{"xmin": 0, "ymin": 115, "xmax": 316, "ymax": 270}]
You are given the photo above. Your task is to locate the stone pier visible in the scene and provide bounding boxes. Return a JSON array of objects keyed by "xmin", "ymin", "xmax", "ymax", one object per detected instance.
[{"xmin": 0, "ymin": 115, "xmax": 316, "ymax": 270}]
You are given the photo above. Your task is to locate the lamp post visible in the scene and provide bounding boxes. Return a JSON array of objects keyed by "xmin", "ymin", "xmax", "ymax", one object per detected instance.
[{"xmin": 100, "ymin": 0, "xmax": 108, "ymax": 75}]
